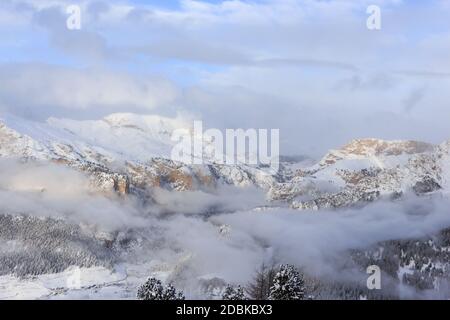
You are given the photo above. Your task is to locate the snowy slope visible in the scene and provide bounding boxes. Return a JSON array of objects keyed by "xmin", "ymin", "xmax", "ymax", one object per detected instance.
[
  {"xmin": 0, "ymin": 113, "xmax": 188, "ymax": 163},
  {"xmin": 1, "ymin": 113, "xmax": 450, "ymax": 208},
  {"xmin": 2, "ymin": 115, "xmax": 450, "ymax": 300},
  {"xmin": 0, "ymin": 113, "xmax": 278, "ymax": 197},
  {"xmin": 270, "ymin": 138, "xmax": 448, "ymax": 210}
]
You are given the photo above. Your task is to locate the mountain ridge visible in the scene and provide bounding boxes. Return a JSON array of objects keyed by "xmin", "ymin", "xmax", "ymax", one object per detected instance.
[
  {"xmin": 1, "ymin": 113, "xmax": 450, "ymax": 299},
  {"xmin": 0, "ymin": 113, "xmax": 448, "ymax": 210}
]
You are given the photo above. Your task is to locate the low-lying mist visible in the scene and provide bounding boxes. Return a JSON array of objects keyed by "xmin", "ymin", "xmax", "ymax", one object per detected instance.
[
  {"xmin": 1, "ymin": 159, "xmax": 450, "ymax": 298},
  {"xmin": 0, "ymin": 159, "xmax": 147, "ymax": 230}
]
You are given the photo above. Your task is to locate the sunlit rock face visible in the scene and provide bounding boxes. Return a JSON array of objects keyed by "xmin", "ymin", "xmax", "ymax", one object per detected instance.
[
  {"xmin": 2, "ymin": 115, "xmax": 450, "ymax": 299},
  {"xmin": 2, "ymin": 115, "xmax": 450, "ymax": 211}
]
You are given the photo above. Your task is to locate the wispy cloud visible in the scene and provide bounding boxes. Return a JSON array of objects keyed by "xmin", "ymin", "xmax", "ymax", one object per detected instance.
[{"xmin": 0, "ymin": 0, "xmax": 450, "ymax": 155}]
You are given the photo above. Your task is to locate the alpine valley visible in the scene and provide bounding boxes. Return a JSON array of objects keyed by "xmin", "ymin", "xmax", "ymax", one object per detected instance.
[{"xmin": 1, "ymin": 112, "xmax": 450, "ymax": 300}]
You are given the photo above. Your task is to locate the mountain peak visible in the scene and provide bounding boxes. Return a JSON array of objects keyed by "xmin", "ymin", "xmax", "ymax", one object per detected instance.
[
  {"xmin": 102, "ymin": 113, "xmax": 189, "ymax": 132},
  {"xmin": 338, "ymin": 138, "xmax": 433, "ymax": 157},
  {"xmin": 316, "ymin": 138, "xmax": 434, "ymax": 167}
]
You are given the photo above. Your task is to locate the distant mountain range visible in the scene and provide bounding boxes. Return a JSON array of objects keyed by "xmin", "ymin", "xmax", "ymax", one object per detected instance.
[
  {"xmin": 1, "ymin": 113, "xmax": 448, "ymax": 210},
  {"xmin": 1, "ymin": 113, "xmax": 450, "ymax": 299}
]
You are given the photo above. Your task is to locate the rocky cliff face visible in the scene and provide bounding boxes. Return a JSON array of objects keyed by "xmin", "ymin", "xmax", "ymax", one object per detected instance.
[
  {"xmin": 2, "ymin": 114, "xmax": 450, "ymax": 299},
  {"xmin": 1, "ymin": 115, "xmax": 450, "ymax": 212},
  {"xmin": 269, "ymin": 139, "xmax": 448, "ymax": 210},
  {"xmin": 0, "ymin": 114, "xmax": 276, "ymax": 200}
]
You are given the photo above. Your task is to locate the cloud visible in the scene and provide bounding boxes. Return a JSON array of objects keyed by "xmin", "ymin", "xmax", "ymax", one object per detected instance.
[
  {"xmin": 403, "ymin": 86, "xmax": 426, "ymax": 113},
  {"xmin": 0, "ymin": 159, "xmax": 147, "ymax": 230},
  {"xmin": 1, "ymin": 0, "xmax": 450, "ymax": 299},
  {"xmin": 2, "ymin": 159, "xmax": 450, "ymax": 297},
  {"xmin": 180, "ymin": 67, "xmax": 450, "ymax": 157},
  {"xmin": 1, "ymin": 0, "xmax": 450, "ymax": 156},
  {"xmin": 394, "ymin": 70, "xmax": 450, "ymax": 79},
  {"xmin": 213, "ymin": 195, "xmax": 450, "ymax": 284},
  {"xmin": 0, "ymin": 63, "xmax": 179, "ymax": 120},
  {"xmin": 30, "ymin": 4, "xmax": 117, "ymax": 62},
  {"xmin": 150, "ymin": 185, "xmax": 267, "ymax": 215}
]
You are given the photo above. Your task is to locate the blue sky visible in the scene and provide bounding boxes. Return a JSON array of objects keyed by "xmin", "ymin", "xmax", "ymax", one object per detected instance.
[
  {"xmin": 0, "ymin": 0, "xmax": 450, "ymax": 155},
  {"xmin": 128, "ymin": 0, "xmax": 224, "ymax": 8}
]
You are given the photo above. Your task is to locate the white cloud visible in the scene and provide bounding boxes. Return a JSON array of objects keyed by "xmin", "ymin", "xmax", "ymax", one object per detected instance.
[
  {"xmin": 1, "ymin": 0, "xmax": 450, "ymax": 155},
  {"xmin": 0, "ymin": 64, "xmax": 179, "ymax": 119}
]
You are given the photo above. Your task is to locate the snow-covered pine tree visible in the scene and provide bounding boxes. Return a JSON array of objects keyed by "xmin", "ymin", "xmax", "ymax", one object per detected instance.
[
  {"xmin": 268, "ymin": 264, "xmax": 305, "ymax": 300},
  {"xmin": 137, "ymin": 278, "xmax": 164, "ymax": 300},
  {"xmin": 162, "ymin": 283, "xmax": 186, "ymax": 300},
  {"xmin": 222, "ymin": 284, "xmax": 246, "ymax": 300},
  {"xmin": 137, "ymin": 278, "xmax": 185, "ymax": 300}
]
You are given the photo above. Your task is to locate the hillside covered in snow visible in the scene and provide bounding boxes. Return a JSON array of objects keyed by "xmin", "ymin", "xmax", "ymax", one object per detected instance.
[{"xmin": 1, "ymin": 113, "xmax": 450, "ymax": 300}]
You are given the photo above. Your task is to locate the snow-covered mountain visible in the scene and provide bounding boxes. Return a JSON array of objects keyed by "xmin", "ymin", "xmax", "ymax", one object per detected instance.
[
  {"xmin": 271, "ymin": 138, "xmax": 449, "ymax": 210},
  {"xmin": 1, "ymin": 114, "xmax": 450, "ymax": 210},
  {"xmin": 2, "ymin": 113, "xmax": 450, "ymax": 300},
  {"xmin": 0, "ymin": 113, "xmax": 276, "ymax": 198}
]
